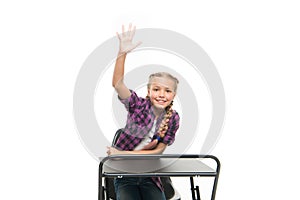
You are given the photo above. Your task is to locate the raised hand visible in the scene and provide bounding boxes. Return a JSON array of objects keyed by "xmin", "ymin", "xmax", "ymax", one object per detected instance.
[{"xmin": 116, "ymin": 23, "xmax": 142, "ymax": 54}]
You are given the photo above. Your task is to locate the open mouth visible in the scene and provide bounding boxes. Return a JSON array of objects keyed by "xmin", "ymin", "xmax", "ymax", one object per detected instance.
[{"xmin": 155, "ymin": 99, "xmax": 167, "ymax": 104}]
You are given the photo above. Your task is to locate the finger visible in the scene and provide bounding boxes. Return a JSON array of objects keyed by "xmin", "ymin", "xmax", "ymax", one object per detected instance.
[
  {"xmin": 122, "ymin": 24, "xmax": 125, "ymax": 36},
  {"xmin": 133, "ymin": 41, "xmax": 142, "ymax": 49},
  {"xmin": 130, "ymin": 25, "xmax": 136, "ymax": 40},
  {"xmin": 125, "ymin": 23, "xmax": 132, "ymax": 37},
  {"xmin": 128, "ymin": 23, "xmax": 132, "ymax": 33},
  {"xmin": 116, "ymin": 32, "xmax": 121, "ymax": 40}
]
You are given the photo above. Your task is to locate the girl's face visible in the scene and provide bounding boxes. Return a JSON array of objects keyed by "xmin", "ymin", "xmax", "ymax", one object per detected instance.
[{"xmin": 147, "ymin": 77, "xmax": 176, "ymax": 110}]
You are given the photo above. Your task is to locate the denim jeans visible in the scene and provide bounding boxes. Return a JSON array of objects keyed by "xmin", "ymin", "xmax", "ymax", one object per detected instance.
[{"xmin": 114, "ymin": 177, "xmax": 166, "ymax": 200}]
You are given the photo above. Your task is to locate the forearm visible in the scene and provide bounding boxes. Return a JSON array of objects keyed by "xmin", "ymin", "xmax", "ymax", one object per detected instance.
[
  {"xmin": 112, "ymin": 52, "xmax": 126, "ymax": 88},
  {"xmin": 121, "ymin": 149, "xmax": 161, "ymax": 155},
  {"xmin": 112, "ymin": 53, "xmax": 131, "ymax": 99},
  {"xmin": 116, "ymin": 143, "xmax": 167, "ymax": 155}
]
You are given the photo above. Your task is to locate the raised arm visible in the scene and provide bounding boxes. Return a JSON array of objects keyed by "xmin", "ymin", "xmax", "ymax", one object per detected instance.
[{"xmin": 112, "ymin": 24, "xmax": 142, "ymax": 99}]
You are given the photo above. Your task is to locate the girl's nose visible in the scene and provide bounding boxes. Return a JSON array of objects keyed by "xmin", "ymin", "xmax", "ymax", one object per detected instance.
[{"xmin": 158, "ymin": 91, "xmax": 165, "ymax": 97}]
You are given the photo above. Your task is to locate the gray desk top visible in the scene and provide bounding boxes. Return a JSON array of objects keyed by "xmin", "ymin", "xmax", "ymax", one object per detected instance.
[{"xmin": 102, "ymin": 157, "xmax": 216, "ymax": 177}]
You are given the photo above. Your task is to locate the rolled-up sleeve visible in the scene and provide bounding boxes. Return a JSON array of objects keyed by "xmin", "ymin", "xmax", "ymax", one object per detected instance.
[
  {"xmin": 118, "ymin": 90, "xmax": 142, "ymax": 113},
  {"xmin": 161, "ymin": 111, "xmax": 180, "ymax": 145}
]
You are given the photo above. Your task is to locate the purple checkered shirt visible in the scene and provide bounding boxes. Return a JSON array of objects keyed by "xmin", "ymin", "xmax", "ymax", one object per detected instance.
[{"xmin": 115, "ymin": 90, "xmax": 180, "ymax": 191}]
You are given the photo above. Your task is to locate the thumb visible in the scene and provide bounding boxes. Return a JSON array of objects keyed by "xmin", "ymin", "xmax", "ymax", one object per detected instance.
[
  {"xmin": 134, "ymin": 41, "xmax": 142, "ymax": 49},
  {"xmin": 125, "ymin": 41, "xmax": 142, "ymax": 53}
]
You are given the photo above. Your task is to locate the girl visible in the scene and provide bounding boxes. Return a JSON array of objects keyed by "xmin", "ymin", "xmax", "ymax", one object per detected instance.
[{"xmin": 106, "ymin": 24, "xmax": 180, "ymax": 200}]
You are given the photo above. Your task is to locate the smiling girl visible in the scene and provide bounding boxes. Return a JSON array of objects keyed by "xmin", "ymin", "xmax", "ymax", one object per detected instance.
[{"xmin": 106, "ymin": 24, "xmax": 180, "ymax": 200}]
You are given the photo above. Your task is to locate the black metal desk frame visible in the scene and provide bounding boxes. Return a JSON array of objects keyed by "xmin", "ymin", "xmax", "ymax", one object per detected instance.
[{"xmin": 99, "ymin": 154, "xmax": 220, "ymax": 200}]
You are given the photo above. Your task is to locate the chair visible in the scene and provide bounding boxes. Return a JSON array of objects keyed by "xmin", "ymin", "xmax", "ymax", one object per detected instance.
[{"xmin": 102, "ymin": 129, "xmax": 181, "ymax": 200}]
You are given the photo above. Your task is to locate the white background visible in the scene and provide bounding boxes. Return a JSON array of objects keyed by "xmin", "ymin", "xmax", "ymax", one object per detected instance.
[{"xmin": 1, "ymin": 0, "xmax": 299, "ymax": 199}]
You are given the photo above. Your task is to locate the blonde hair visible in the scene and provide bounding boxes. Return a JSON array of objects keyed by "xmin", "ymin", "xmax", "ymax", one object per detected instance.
[
  {"xmin": 147, "ymin": 72, "xmax": 179, "ymax": 92},
  {"xmin": 146, "ymin": 72, "xmax": 179, "ymax": 139}
]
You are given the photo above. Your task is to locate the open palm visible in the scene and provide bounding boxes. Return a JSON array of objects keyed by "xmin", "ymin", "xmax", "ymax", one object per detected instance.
[{"xmin": 117, "ymin": 24, "xmax": 142, "ymax": 54}]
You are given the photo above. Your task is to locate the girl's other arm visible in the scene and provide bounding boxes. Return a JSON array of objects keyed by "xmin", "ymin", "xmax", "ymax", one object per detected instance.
[{"xmin": 107, "ymin": 143, "xmax": 167, "ymax": 155}]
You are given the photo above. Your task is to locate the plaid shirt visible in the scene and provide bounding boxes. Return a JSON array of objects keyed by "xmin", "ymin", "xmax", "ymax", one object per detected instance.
[{"xmin": 115, "ymin": 90, "xmax": 180, "ymax": 191}]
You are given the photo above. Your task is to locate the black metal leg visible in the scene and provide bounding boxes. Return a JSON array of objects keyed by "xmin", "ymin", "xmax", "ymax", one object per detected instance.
[
  {"xmin": 196, "ymin": 186, "xmax": 201, "ymax": 200},
  {"xmin": 99, "ymin": 163, "xmax": 104, "ymax": 200},
  {"xmin": 190, "ymin": 177, "xmax": 202, "ymax": 200},
  {"xmin": 210, "ymin": 174, "xmax": 219, "ymax": 200},
  {"xmin": 209, "ymin": 155, "xmax": 221, "ymax": 200},
  {"xmin": 190, "ymin": 177, "xmax": 196, "ymax": 200}
]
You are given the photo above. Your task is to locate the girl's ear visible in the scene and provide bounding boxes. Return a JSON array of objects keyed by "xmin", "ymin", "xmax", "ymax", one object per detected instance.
[{"xmin": 172, "ymin": 92, "xmax": 176, "ymax": 99}]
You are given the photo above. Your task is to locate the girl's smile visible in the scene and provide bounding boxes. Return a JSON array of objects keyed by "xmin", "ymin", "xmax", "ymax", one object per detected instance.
[{"xmin": 148, "ymin": 77, "xmax": 176, "ymax": 110}]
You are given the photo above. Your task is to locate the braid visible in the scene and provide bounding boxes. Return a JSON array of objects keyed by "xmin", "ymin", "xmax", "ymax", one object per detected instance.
[
  {"xmin": 157, "ymin": 101, "xmax": 174, "ymax": 138},
  {"xmin": 145, "ymin": 72, "xmax": 179, "ymax": 139},
  {"xmin": 140, "ymin": 101, "xmax": 174, "ymax": 150}
]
